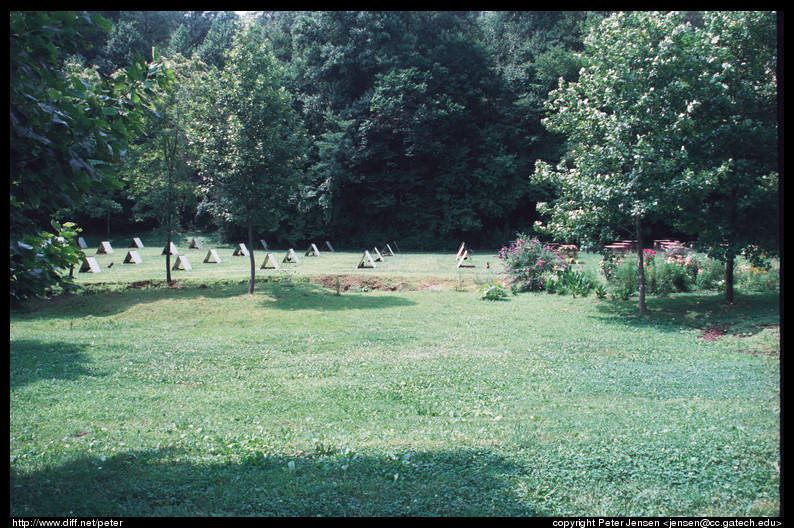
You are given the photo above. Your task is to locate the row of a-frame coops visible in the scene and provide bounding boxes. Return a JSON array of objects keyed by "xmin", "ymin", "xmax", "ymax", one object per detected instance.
[
  {"xmin": 78, "ymin": 236, "xmax": 228, "ymax": 273},
  {"xmin": 76, "ymin": 237, "xmax": 405, "ymax": 273}
]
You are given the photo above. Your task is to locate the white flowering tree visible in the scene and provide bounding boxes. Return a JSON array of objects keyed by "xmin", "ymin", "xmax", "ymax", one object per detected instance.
[
  {"xmin": 533, "ymin": 12, "xmax": 707, "ymax": 313},
  {"xmin": 670, "ymin": 11, "xmax": 778, "ymax": 305}
]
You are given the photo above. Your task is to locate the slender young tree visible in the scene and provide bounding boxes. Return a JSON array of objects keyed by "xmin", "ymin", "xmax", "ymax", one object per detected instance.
[
  {"xmin": 533, "ymin": 12, "xmax": 707, "ymax": 314},
  {"xmin": 126, "ymin": 102, "xmax": 190, "ymax": 283},
  {"xmin": 189, "ymin": 23, "xmax": 307, "ymax": 295},
  {"xmin": 671, "ymin": 11, "xmax": 778, "ymax": 304},
  {"xmin": 125, "ymin": 54, "xmax": 197, "ymax": 284}
]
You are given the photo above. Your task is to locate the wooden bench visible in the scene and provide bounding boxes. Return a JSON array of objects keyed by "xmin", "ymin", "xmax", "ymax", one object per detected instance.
[
  {"xmin": 604, "ymin": 242, "xmax": 631, "ymax": 256},
  {"xmin": 559, "ymin": 244, "xmax": 579, "ymax": 261},
  {"xmin": 656, "ymin": 240, "xmax": 690, "ymax": 254}
]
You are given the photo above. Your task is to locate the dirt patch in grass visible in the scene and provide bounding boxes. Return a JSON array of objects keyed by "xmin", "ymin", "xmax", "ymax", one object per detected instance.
[
  {"xmin": 77, "ymin": 279, "xmax": 172, "ymax": 292},
  {"xmin": 698, "ymin": 323, "xmax": 734, "ymax": 341},
  {"xmin": 698, "ymin": 322, "xmax": 780, "ymax": 341},
  {"xmin": 308, "ymin": 274, "xmax": 465, "ymax": 292},
  {"xmin": 698, "ymin": 322, "xmax": 780, "ymax": 356}
]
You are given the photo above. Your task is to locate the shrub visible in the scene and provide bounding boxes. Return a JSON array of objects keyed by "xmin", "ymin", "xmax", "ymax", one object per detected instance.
[
  {"xmin": 600, "ymin": 247, "xmax": 770, "ymax": 296},
  {"xmin": 600, "ymin": 251, "xmax": 622, "ymax": 282},
  {"xmin": 594, "ymin": 283, "xmax": 607, "ymax": 299},
  {"xmin": 693, "ymin": 256, "xmax": 723, "ymax": 291},
  {"xmin": 478, "ymin": 282, "xmax": 510, "ymax": 301},
  {"xmin": 735, "ymin": 247, "xmax": 779, "ymax": 293},
  {"xmin": 10, "ymin": 221, "xmax": 84, "ymax": 305},
  {"xmin": 549, "ymin": 267, "xmax": 595, "ymax": 298},
  {"xmin": 651, "ymin": 252, "xmax": 723, "ymax": 294},
  {"xmin": 609, "ymin": 283, "xmax": 634, "ymax": 301},
  {"xmin": 652, "ymin": 258, "xmax": 690, "ymax": 293},
  {"xmin": 735, "ymin": 264, "xmax": 779, "ymax": 292},
  {"xmin": 608, "ymin": 256, "xmax": 637, "ymax": 296},
  {"xmin": 499, "ymin": 235, "xmax": 566, "ymax": 292}
]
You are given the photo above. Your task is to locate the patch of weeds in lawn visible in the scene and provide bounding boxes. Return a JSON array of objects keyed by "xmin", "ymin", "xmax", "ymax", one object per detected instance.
[{"xmin": 478, "ymin": 282, "xmax": 510, "ymax": 301}]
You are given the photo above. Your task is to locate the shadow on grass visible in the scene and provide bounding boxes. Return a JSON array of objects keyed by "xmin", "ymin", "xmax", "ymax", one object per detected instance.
[
  {"xmin": 10, "ymin": 447, "xmax": 541, "ymax": 517},
  {"xmin": 10, "ymin": 339, "xmax": 98, "ymax": 391},
  {"xmin": 591, "ymin": 291, "xmax": 780, "ymax": 336},
  {"xmin": 12, "ymin": 280, "xmax": 416, "ymax": 320}
]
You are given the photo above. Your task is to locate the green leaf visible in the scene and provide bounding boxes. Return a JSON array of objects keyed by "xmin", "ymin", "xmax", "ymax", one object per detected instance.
[
  {"xmin": 126, "ymin": 64, "xmax": 143, "ymax": 82},
  {"xmin": 91, "ymin": 12, "xmax": 112, "ymax": 33}
]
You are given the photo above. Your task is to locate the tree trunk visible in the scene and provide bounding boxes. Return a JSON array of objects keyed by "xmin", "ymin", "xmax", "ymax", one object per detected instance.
[
  {"xmin": 247, "ymin": 223, "xmax": 256, "ymax": 295},
  {"xmin": 635, "ymin": 216, "xmax": 647, "ymax": 314},
  {"xmin": 166, "ymin": 229, "xmax": 172, "ymax": 284},
  {"xmin": 725, "ymin": 256, "xmax": 735, "ymax": 305}
]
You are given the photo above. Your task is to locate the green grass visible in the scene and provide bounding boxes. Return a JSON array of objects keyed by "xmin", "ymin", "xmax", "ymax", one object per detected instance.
[
  {"xmin": 68, "ymin": 231, "xmax": 499, "ymax": 286},
  {"xmin": 10, "ymin": 243, "xmax": 780, "ymax": 517}
]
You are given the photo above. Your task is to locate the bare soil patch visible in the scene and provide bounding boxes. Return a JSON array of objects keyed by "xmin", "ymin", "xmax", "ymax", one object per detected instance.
[
  {"xmin": 307, "ymin": 274, "xmax": 464, "ymax": 292},
  {"xmin": 698, "ymin": 323, "xmax": 733, "ymax": 341},
  {"xmin": 697, "ymin": 322, "xmax": 780, "ymax": 356}
]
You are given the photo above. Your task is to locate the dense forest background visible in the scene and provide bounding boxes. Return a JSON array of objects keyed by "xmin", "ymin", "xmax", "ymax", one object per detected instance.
[{"xmin": 32, "ymin": 11, "xmax": 720, "ymax": 250}]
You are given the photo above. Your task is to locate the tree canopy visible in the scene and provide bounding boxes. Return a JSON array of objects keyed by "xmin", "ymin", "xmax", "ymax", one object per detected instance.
[
  {"xmin": 188, "ymin": 23, "xmax": 307, "ymax": 294},
  {"xmin": 533, "ymin": 12, "xmax": 710, "ymax": 312},
  {"xmin": 10, "ymin": 10, "xmax": 779, "ymax": 303},
  {"xmin": 669, "ymin": 11, "xmax": 779, "ymax": 304},
  {"xmin": 532, "ymin": 11, "xmax": 778, "ymax": 310},
  {"xmin": 10, "ymin": 11, "xmax": 171, "ymax": 303},
  {"xmin": 17, "ymin": 11, "xmax": 595, "ymax": 249}
]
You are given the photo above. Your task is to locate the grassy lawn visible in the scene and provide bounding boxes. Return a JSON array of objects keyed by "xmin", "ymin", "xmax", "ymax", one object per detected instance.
[
  {"xmin": 65, "ymin": 232, "xmax": 501, "ymax": 289},
  {"xmin": 10, "ymin": 236, "xmax": 780, "ymax": 517}
]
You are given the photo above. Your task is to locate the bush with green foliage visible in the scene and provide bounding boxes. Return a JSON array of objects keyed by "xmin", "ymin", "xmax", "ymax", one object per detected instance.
[
  {"xmin": 9, "ymin": 221, "xmax": 84, "ymax": 305},
  {"xmin": 599, "ymin": 251, "xmax": 622, "ymax": 283},
  {"xmin": 546, "ymin": 267, "xmax": 595, "ymax": 298},
  {"xmin": 600, "ymin": 247, "xmax": 776, "ymax": 298},
  {"xmin": 734, "ymin": 246, "xmax": 779, "ymax": 292},
  {"xmin": 593, "ymin": 283, "xmax": 607, "ymax": 299},
  {"xmin": 498, "ymin": 235, "xmax": 567, "ymax": 292},
  {"xmin": 10, "ymin": 11, "xmax": 171, "ymax": 305},
  {"xmin": 607, "ymin": 255, "xmax": 638, "ymax": 297},
  {"xmin": 735, "ymin": 263, "xmax": 780, "ymax": 293},
  {"xmin": 478, "ymin": 282, "xmax": 510, "ymax": 301}
]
